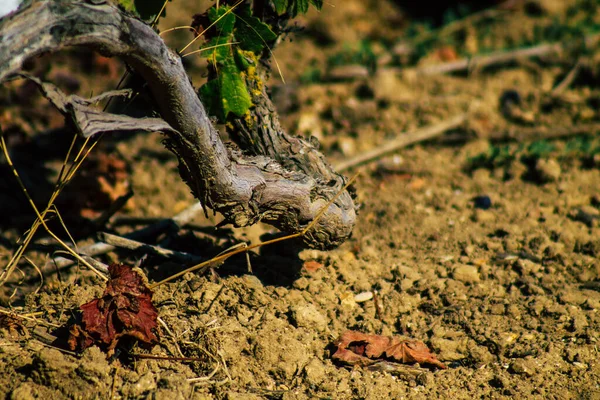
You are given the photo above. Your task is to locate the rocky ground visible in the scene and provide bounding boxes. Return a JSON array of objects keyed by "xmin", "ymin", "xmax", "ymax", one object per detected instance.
[{"xmin": 1, "ymin": 0, "xmax": 600, "ymax": 398}]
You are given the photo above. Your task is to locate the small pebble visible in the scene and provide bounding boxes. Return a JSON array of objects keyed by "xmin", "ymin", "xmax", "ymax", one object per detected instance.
[
  {"xmin": 293, "ymin": 277, "xmax": 310, "ymax": 290},
  {"xmin": 408, "ymin": 178, "xmax": 427, "ymax": 191},
  {"xmin": 303, "ymin": 358, "xmax": 327, "ymax": 386},
  {"xmin": 335, "ymin": 137, "xmax": 356, "ymax": 156},
  {"xmin": 354, "ymin": 291, "xmax": 373, "ymax": 303},
  {"xmin": 508, "ymin": 358, "xmax": 537, "ymax": 377},
  {"xmin": 290, "ymin": 304, "xmax": 328, "ymax": 332},
  {"xmin": 463, "ymin": 245, "xmax": 475, "ymax": 256},
  {"xmin": 495, "ymin": 252, "xmax": 519, "ymax": 264},
  {"xmin": 473, "ymin": 195, "xmax": 492, "ymax": 210},
  {"xmin": 340, "ymin": 292, "xmax": 356, "ymax": 308},
  {"xmin": 439, "ymin": 255, "xmax": 454, "ymax": 263},
  {"xmin": 573, "ymin": 362, "xmax": 588, "ymax": 369},
  {"xmin": 473, "ymin": 209, "xmax": 496, "ymax": 224}
]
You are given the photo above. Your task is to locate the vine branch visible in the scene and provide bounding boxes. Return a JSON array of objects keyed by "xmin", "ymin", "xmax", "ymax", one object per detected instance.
[{"xmin": 0, "ymin": 0, "xmax": 357, "ymax": 249}]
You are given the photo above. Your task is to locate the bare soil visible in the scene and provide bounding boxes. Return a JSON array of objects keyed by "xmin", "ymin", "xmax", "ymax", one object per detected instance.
[{"xmin": 1, "ymin": 0, "xmax": 600, "ymax": 399}]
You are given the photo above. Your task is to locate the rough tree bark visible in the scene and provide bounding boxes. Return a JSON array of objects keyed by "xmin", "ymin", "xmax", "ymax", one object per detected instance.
[{"xmin": 0, "ymin": 0, "xmax": 357, "ymax": 249}]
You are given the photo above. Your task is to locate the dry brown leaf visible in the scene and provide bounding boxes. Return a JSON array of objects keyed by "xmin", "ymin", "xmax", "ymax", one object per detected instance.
[
  {"xmin": 0, "ymin": 313, "xmax": 28, "ymax": 338},
  {"xmin": 68, "ymin": 263, "xmax": 158, "ymax": 355},
  {"xmin": 303, "ymin": 260, "xmax": 324, "ymax": 273},
  {"xmin": 60, "ymin": 152, "xmax": 133, "ymax": 220},
  {"xmin": 332, "ymin": 330, "xmax": 447, "ymax": 370}
]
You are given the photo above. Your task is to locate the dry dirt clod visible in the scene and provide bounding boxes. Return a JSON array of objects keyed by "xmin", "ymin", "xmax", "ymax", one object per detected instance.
[
  {"xmin": 508, "ymin": 358, "xmax": 538, "ymax": 377},
  {"xmin": 452, "ymin": 264, "xmax": 481, "ymax": 284},
  {"xmin": 535, "ymin": 158, "xmax": 562, "ymax": 182},
  {"xmin": 289, "ymin": 304, "xmax": 328, "ymax": 332},
  {"xmin": 303, "ymin": 358, "xmax": 327, "ymax": 386},
  {"xmin": 571, "ymin": 207, "xmax": 599, "ymax": 227}
]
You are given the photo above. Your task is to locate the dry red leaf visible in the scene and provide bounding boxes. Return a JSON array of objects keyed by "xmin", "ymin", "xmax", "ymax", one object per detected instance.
[
  {"xmin": 68, "ymin": 263, "xmax": 158, "ymax": 355},
  {"xmin": 332, "ymin": 330, "xmax": 447, "ymax": 370}
]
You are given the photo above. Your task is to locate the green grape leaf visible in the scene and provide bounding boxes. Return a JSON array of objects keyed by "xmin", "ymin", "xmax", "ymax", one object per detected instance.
[
  {"xmin": 273, "ymin": 0, "xmax": 288, "ymax": 15},
  {"xmin": 234, "ymin": 48, "xmax": 254, "ymax": 71},
  {"xmin": 208, "ymin": 5, "xmax": 236, "ymax": 35},
  {"xmin": 202, "ymin": 35, "xmax": 235, "ymax": 64},
  {"xmin": 291, "ymin": 0, "xmax": 309, "ymax": 17},
  {"xmin": 198, "ymin": 79, "xmax": 223, "ymax": 120},
  {"xmin": 114, "ymin": 0, "xmax": 136, "ymax": 14},
  {"xmin": 235, "ymin": 7, "xmax": 277, "ymax": 53},
  {"xmin": 199, "ymin": 59, "xmax": 252, "ymax": 121},
  {"xmin": 220, "ymin": 60, "xmax": 253, "ymax": 117},
  {"xmin": 309, "ymin": 0, "xmax": 323, "ymax": 10},
  {"xmin": 134, "ymin": 0, "xmax": 169, "ymax": 21}
]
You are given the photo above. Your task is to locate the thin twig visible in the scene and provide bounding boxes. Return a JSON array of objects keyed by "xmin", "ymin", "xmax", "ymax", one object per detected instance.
[
  {"xmin": 489, "ymin": 122, "xmax": 600, "ymax": 143},
  {"xmin": 132, "ymin": 354, "xmax": 207, "ymax": 362},
  {"xmin": 110, "ymin": 366, "xmax": 119, "ymax": 400},
  {"xmin": 92, "ymin": 190, "xmax": 134, "ymax": 228},
  {"xmin": 97, "ymin": 232, "xmax": 204, "ymax": 264},
  {"xmin": 415, "ymin": 33, "xmax": 600, "ymax": 76},
  {"xmin": 48, "ymin": 202, "xmax": 204, "ymax": 270},
  {"xmin": 22, "ymin": 256, "xmax": 43, "ymax": 294},
  {"xmin": 0, "ymin": 308, "xmax": 60, "ymax": 328},
  {"xmin": 334, "ymin": 114, "xmax": 467, "ymax": 172},
  {"xmin": 187, "ymin": 365, "xmax": 220, "ymax": 383},
  {"xmin": 82, "ymin": 256, "xmax": 110, "ymax": 274},
  {"xmin": 551, "ymin": 59, "xmax": 583, "ymax": 95},
  {"xmin": 0, "ymin": 135, "xmax": 107, "ymax": 282},
  {"xmin": 418, "ymin": 43, "xmax": 562, "ymax": 76},
  {"xmin": 157, "ymin": 316, "xmax": 185, "ymax": 358},
  {"xmin": 411, "ymin": 2, "xmax": 510, "ymax": 46}
]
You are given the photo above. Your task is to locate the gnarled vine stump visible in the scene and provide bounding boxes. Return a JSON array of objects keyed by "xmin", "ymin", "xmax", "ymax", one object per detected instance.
[{"xmin": 0, "ymin": 0, "xmax": 357, "ymax": 249}]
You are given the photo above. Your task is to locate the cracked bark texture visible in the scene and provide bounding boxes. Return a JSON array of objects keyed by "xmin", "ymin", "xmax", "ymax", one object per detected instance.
[
  {"xmin": 230, "ymin": 67, "xmax": 342, "ymax": 183},
  {"xmin": 0, "ymin": 0, "xmax": 357, "ymax": 249}
]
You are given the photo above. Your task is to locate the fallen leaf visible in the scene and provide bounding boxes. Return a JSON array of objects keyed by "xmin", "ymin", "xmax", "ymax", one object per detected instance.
[
  {"xmin": 59, "ymin": 152, "xmax": 133, "ymax": 220},
  {"xmin": 91, "ymin": 54, "xmax": 121, "ymax": 80},
  {"xmin": 68, "ymin": 263, "xmax": 158, "ymax": 355},
  {"xmin": 434, "ymin": 46, "xmax": 458, "ymax": 62},
  {"xmin": 332, "ymin": 330, "xmax": 447, "ymax": 370},
  {"xmin": 0, "ymin": 313, "xmax": 27, "ymax": 338},
  {"xmin": 303, "ymin": 260, "xmax": 323, "ymax": 273}
]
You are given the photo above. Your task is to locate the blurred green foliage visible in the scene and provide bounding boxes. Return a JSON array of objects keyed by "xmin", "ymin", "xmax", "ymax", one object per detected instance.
[
  {"xmin": 327, "ymin": 40, "xmax": 378, "ymax": 72},
  {"xmin": 468, "ymin": 136, "xmax": 600, "ymax": 174},
  {"xmin": 404, "ymin": 0, "xmax": 600, "ymax": 64},
  {"xmin": 300, "ymin": 66, "xmax": 322, "ymax": 84}
]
